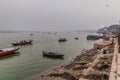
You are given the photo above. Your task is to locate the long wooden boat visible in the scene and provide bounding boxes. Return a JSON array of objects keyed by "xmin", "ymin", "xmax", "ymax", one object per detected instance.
[
  {"xmin": 87, "ymin": 35, "xmax": 110, "ymax": 40},
  {"xmin": 87, "ymin": 35, "xmax": 102, "ymax": 40},
  {"xmin": 0, "ymin": 47, "xmax": 20, "ymax": 56},
  {"xmin": 42, "ymin": 51, "xmax": 64, "ymax": 58},
  {"xmin": 12, "ymin": 40, "xmax": 33, "ymax": 46}
]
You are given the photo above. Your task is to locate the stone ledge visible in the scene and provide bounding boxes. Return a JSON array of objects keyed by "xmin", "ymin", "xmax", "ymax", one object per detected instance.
[{"xmin": 94, "ymin": 40, "xmax": 112, "ymax": 49}]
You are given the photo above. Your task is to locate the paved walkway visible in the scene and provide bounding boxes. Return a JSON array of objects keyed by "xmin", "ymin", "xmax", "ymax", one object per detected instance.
[{"xmin": 109, "ymin": 38, "xmax": 120, "ymax": 80}]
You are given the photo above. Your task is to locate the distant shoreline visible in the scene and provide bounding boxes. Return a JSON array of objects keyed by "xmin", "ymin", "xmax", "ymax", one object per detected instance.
[{"xmin": 0, "ymin": 30, "xmax": 96, "ymax": 33}]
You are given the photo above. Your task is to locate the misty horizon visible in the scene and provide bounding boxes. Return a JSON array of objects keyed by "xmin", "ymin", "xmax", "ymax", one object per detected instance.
[{"xmin": 0, "ymin": 0, "xmax": 120, "ymax": 31}]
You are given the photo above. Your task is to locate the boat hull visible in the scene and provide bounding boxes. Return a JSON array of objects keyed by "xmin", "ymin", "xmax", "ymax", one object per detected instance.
[
  {"xmin": 0, "ymin": 47, "xmax": 20, "ymax": 56},
  {"xmin": 42, "ymin": 51, "xmax": 64, "ymax": 59},
  {"xmin": 87, "ymin": 35, "xmax": 102, "ymax": 40}
]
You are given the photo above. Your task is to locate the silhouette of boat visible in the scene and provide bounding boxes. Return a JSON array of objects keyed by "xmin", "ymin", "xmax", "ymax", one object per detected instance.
[
  {"xmin": 12, "ymin": 40, "xmax": 33, "ymax": 46},
  {"xmin": 0, "ymin": 47, "xmax": 20, "ymax": 56},
  {"xmin": 42, "ymin": 51, "xmax": 64, "ymax": 58},
  {"xmin": 87, "ymin": 35, "xmax": 109, "ymax": 40},
  {"xmin": 58, "ymin": 38, "xmax": 67, "ymax": 42},
  {"xmin": 75, "ymin": 37, "xmax": 79, "ymax": 40},
  {"xmin": 87, "ymin": 35, "xmax": 102, "ymax": 40},
  {"xmin": 30, "ymin": 33, "xmax": 34, "ymax": 36}
]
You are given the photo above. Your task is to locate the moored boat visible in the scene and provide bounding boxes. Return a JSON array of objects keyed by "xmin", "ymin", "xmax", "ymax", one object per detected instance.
[
  {"xmin": 58, "ymin": 38, "xmax": 67, "ymax": 42},
  {"xmin": 75, "ymin": 37, "xmax": 79, "ymax": 40},
  {"xmin": 87, "ymin": 35, "xmax": 102, "ymax": 40},
  {"xmin": 42, "ymin": 51, "xmax": 64, "ymax": 58},
  {"xmin": 87, "ymin": 35, "xmax": 110, "ymax": 40},
  {"xmin": 0, "ymin": 47, "xmax": 20, "ymax": 56}
]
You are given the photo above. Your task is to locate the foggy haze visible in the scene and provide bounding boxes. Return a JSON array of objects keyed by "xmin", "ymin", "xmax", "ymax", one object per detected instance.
[{"xmin": 0, "ymin": 0, "xmax": 120, "ymax": 31}]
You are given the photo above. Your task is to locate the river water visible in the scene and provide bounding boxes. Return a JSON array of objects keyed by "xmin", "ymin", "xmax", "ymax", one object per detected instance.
[{"xmin": 0, "ymin": 31, "xmax": 95, "ymax": 80}]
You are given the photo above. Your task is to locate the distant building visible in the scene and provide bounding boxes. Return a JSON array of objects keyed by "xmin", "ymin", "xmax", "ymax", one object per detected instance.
[
  {"xmin": 107, "ymin": 24, "xmax": 120, "ymax": 35},
  {"xmin": 97, "ymin": 27, "xmax": 108, "ymax": 34},
  {"xmin": 97, "ymin": 24, "xmax": 120, "ymax": 35}
]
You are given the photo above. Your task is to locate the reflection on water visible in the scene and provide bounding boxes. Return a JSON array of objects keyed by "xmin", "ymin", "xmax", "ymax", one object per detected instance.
[
  {"xmin": 0, "ymin": 32, "xmax": 95, "ymax": 80},
  {"xmin": 0, "ymin": 52, "xmax": 20, "ymax": 61}
]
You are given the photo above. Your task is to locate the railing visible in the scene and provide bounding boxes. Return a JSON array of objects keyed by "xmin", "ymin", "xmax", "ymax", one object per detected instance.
[{"xmin": 109, "ymin": 38, "xmax": 118, "ymax": 80}]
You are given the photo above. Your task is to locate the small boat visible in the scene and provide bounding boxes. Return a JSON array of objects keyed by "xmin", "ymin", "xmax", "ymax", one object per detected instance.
[
  {"xmin": 87, "ymin": 35, "xmax": 102, "ymax": 40},
  {"xmin": 42, "ymin": 51, "xmax": 64, "ymax": 58},
  {"xmin": 12, "ymin": 40, "xmax": 33, "ymax": 46},
  {"xmin": 58, "ymin": 38, "xmax": 67, "ymax": 42},
  {"xmin": 30, "ymin": 33, "xmax": 34, "ymax": 36},
  {"xmin": 0, "ymin": 47, "xmax": 20, "ymax": 56},
  {"xmin": 75, "ymin": 37, "xmax": 79, "ymax": 40}
]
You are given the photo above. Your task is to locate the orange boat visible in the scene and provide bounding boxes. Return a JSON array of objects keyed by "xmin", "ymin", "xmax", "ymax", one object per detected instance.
[{"xmin": 0, "ymin": 47, "xmax": 20, "ymax": 56}]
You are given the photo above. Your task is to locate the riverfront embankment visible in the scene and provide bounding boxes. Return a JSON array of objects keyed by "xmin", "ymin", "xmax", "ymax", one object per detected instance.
[{"xmin": 29, "ymin": 40, "xmax": 114, "ymax": 80}]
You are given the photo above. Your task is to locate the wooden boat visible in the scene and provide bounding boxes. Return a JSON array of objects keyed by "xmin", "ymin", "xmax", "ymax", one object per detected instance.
[
  {"xmin": 58, "ymin": 38, "xmax": 67, "ymax": 42},
  {"xmin": 42, "ymin": 51, "xmax": 64, "ymax": 58},
  {"xmin": 12, "ymin": 40, "xmax": 33, "ymax": 46},
  {"xmin": 87, "ymin": 35, "xmax": 110, "ymax": 40},
  {"xmin": 87, "ymin": 35, "xmax": 102, "ymax": 40},
  {"xmin": 75, "ymin": 37, "xmax": 79, "ymax": 40},
  {"xmin": 0, "ymin": 47, "xmax": 20, "ymax": 56}
]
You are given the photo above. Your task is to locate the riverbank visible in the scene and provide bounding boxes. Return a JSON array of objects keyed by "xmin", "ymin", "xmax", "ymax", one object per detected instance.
[{"xmin": 29, "ymin": 41, "xmax": 114, "ymax": 80}]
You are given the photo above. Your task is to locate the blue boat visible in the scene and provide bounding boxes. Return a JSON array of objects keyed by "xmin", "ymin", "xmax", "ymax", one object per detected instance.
[{"xmin": 87, "ymin": 35, "xmax": 102, "ymax": 40}]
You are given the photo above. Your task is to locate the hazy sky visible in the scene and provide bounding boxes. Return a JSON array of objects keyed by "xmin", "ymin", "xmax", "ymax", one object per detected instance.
[{"xmin": 0, "ymin": 0, "xmax": 120, "ymax": 31}]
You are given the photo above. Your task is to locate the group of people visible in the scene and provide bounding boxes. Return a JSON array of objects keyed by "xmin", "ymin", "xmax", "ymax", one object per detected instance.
[
  {"xmin": 111, "ymin": 38, "xmax": 114, "ymax": 45},
  {"xmin": 18, "ymin": 40, "xmax": 32, "ymax": 44},
  {"xmin": 13, "ymin": 39, "xmax": 33, "ymax": 45}
]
